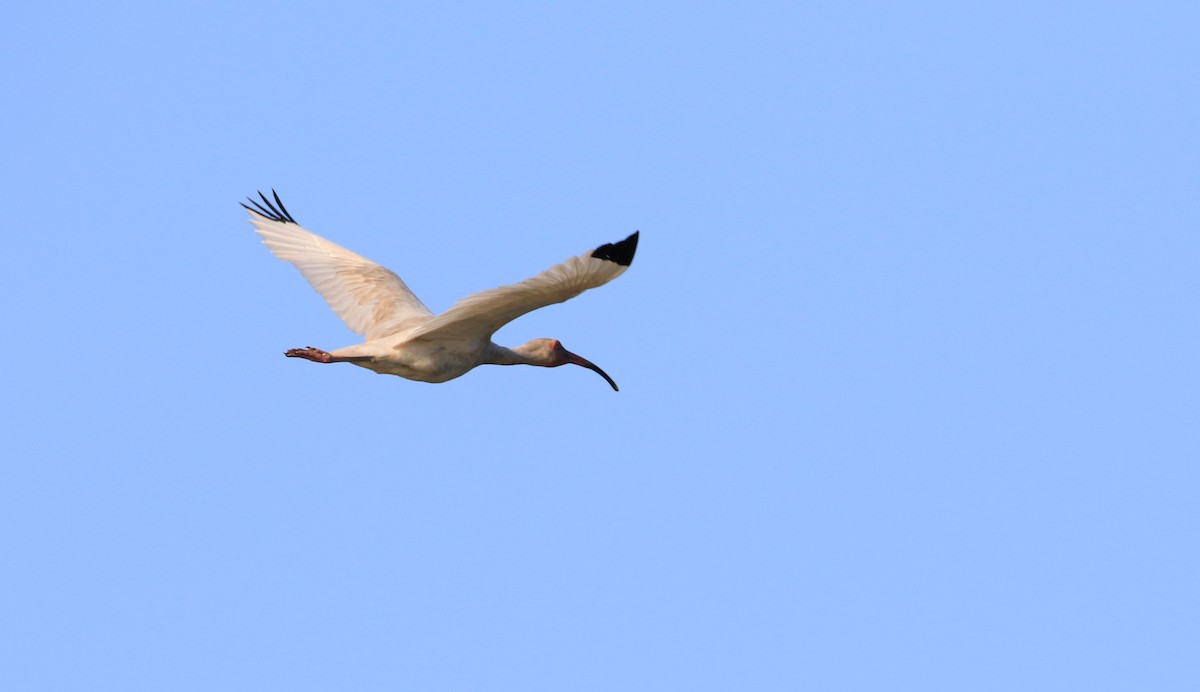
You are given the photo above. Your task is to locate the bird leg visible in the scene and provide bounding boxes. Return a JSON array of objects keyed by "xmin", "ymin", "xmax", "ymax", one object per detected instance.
[{"xmin": 285, "ymin": 346, "xmax": 336, "ymax": 363}]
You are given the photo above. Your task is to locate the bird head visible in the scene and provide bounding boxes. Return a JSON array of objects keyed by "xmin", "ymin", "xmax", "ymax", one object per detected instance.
[{"xmin": 520, "ymin": 338, "xmax": 619, "ymax": 391}]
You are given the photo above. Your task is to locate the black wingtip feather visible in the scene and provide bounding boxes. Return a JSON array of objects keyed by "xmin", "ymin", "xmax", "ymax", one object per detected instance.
[
  {"xmin": 591, "ymin": 231, "xmax": 639, "ymax": 267},
  {"xmin": 241, "ymin": 189, "xmax": 298, "ymax": 224}
]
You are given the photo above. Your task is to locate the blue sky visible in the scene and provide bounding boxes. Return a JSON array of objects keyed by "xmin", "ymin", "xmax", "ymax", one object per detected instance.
[{"xmin": 3, "ymin": 1, "xmax": 1198, "ymax": 689}]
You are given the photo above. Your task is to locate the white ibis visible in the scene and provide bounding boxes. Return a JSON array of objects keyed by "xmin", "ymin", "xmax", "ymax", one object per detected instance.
[{"xmin": 244, "ymin": 191, "xmax": 639, "ymax": 391}]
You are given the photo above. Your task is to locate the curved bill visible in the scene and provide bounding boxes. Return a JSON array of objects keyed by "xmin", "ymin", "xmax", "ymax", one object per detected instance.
[{"xmin": 565, "ymin": 351, "xmax": 619, "ymax": 391}]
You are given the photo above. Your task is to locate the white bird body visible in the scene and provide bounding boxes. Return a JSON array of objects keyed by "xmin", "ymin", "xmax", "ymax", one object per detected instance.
[
  {"xmin": 245, "ymin": 191, "xmax": 638, "ymax": 390},
  {"xmin": 325, "ymin": 337, "xmax": 480, "ymax": 382}
]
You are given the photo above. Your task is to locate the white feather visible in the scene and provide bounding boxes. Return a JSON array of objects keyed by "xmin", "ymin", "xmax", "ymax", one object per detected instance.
[
  {"xmin": 408, "ymin": 251, "xmax": 631, "ymax": 343},
  {"xmin": 249, "ymin": 211, "xmax": 434, "ymax": 340}
]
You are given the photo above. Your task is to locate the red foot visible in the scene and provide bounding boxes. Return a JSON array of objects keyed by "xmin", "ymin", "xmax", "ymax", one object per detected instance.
[{"xmin": 285, "ymin": 346, "xmax": 334, "ymax": 363}]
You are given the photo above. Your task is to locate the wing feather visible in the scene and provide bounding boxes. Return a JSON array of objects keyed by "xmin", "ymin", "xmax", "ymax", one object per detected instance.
[
  {"xmin": 247, "ymin": 204, "xmax": 434, "ymax": 340},
  {"xmin": 408, "ymin": 232, "xmax": 639, "ymax": 343}
]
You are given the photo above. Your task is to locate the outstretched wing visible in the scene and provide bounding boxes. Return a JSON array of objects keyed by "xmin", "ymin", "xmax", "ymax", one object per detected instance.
[
  {"xmin": 245, "ymin": 191, "xmax": 434, "ymax": 340},
  {"xmin": 407, "ymin": 231, "xmax": 639, "ymax": 343}
]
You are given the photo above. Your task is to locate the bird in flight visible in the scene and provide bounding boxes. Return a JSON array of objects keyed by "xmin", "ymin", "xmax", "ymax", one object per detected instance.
[{"xmin": 244, "ymin": 191, "xmax": 639, "ymax": 391}]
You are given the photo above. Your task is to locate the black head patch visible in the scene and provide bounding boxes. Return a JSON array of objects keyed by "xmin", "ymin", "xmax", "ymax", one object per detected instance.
[{"xmin": 591, "ymin": 231, "xmax": 639, "ymax": 267}]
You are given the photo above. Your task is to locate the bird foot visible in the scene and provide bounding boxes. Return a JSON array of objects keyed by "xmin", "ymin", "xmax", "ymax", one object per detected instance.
[{"xmin": 285, "ymin": 346, "xmax": 334, "ymax": 363}]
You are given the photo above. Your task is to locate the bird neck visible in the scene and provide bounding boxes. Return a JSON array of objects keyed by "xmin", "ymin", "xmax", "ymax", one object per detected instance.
[{"xmin": 484, "ymin": 343, "xmax": 537, "ymax": 366}]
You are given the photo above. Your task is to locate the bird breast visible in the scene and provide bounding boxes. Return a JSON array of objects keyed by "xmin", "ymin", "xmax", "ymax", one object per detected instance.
[{"xmin": 356, "ymin": 338, "xmax": 486, "ymax": 383}]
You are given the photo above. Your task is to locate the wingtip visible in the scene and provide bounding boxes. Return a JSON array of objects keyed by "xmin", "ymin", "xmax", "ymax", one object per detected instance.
[
  {"xmin": 591, "ymin": 231, "xmax": 639, "ymax": 267},
  {"xmin": 242, "ymin": 189, "xmax": 298, "ymax": 224}
]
